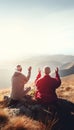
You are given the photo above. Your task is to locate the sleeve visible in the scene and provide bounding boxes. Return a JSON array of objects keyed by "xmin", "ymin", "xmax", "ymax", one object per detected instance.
[
  {"xmin": 35, "ymin": 71, "xmax": 41, "ymax": 84},
  {"xmin": 22, "ymin": 71, "xmax": 31, "ymax": 84},
  {"xmin": 26, "ymin": 70, "xmax": 31, "ymax": 82},
  {"xmin": 54, "ymin": 72, "xmax": 61, "ymax": 88}
]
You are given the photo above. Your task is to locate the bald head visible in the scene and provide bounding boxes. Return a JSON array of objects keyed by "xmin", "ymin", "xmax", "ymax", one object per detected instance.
[{"xmin": 43, "ymin": 66, "xmax": 51, "ymax": 75}]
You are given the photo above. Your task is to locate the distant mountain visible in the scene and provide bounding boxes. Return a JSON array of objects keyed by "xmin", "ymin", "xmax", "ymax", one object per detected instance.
[
  {"xmin": 20, "ymin": 55, "xmax": 74, "ymax": 70},
  {"xmin": 0, "ymin": 55, "xmax": 74, "ymax": 89},
  {"xmin": 21, "ymin": 55, "xmax": 74, "ymax": 65},
  {"xmin": 21, "ymin": 54, "xmax": 74, "ymax": 75},
  {"xmin": 59, "ymin": 62, "xmax": 74, "ymax": 77}
]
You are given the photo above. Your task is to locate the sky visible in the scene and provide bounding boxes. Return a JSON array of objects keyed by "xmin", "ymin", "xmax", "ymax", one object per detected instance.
[{"xmin": 0, "ymin": 0, "xmax": 74, "ymax": 62}]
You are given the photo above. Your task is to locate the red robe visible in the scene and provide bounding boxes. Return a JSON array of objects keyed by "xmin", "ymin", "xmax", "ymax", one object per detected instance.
[{"xmin": 35, "ymin": 72, "xmax": 61, "ymax": 103}]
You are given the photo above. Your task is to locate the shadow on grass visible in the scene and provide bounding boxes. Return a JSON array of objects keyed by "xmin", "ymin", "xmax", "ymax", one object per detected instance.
[
  {"xmin": 25, "ymin": 97, "xmax": 74, "ymax": 130},
  {"xmin": 0, "ymin": 96, "xmax": 74, "ymax": 130},
  {"xmin": 48, "ymin": 98, "xmax": 74, "ymax": 130}
]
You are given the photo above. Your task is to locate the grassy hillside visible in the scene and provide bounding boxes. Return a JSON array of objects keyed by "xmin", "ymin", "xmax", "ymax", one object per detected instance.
[
  {"xmin": 57, "ymin": 74, "xmax": 74, "ymax": 103},
  {"xmin": 0, "ymin": 74, "xmax": 74, "ymax": 130}
]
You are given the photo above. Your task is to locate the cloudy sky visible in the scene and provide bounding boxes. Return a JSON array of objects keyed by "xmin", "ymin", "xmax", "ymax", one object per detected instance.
[{"xmin": 0, "ymin": 0, "xmax": 74, "ymax": 62}]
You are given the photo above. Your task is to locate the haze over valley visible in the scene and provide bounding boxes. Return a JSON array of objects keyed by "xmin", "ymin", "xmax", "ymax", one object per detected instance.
[{"xmin": 0, "ymin": 54, "xmax": 74, "ymax": 89}]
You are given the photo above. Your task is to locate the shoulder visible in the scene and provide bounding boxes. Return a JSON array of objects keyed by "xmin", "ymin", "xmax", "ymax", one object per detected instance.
[
  {"xmin": 36, "ymin": 76, "xmax": 45, "ymax": 83},
  {"xmin": 21, "ymin": 73, "xmax": 26, "ymax": 78}
]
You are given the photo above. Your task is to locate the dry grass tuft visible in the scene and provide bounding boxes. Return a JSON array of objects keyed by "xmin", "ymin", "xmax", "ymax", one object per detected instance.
[
  {"xmin": 0, "ymin": 108, "xmax": 9, "ymax": 128},
  {"xmin": 46, "ymin": 115, "xmax": 58, "ymax": 130},
  {"xmin": 2, "ymin": 116, "xmax": 45, "ymax": 130}
]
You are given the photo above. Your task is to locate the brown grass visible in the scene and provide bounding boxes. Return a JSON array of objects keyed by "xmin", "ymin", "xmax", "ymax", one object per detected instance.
[
  {"xmin": 0, "ymin": 109, "xmax": 9, "ymax": 128},
  {"xmin": 0, "ymin": 75, "xmax": 74, "ymax": 130},
  {"xmin": 56, "ymin": 74, "xmax": 74, "ymax": 103},
  {"xmin": 0, "ymin": 88, "xmax": 10, "ymax": 102},
  {"xmin": 1, "ymin": 116, "xmax": 45, "ymax": 130}
]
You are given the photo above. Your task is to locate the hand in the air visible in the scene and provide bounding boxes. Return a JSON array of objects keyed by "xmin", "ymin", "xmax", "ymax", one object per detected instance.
[
  {"xmin": 38, "ymin": 68, "xmax": 41, "ymax": 74},
  {"xmin": 28, "ymin": 66, "xmax": 32, "ymax": 72},
  {"xmin": 55, "ymin": 67, "xmax": 59, "ymax": 74}
]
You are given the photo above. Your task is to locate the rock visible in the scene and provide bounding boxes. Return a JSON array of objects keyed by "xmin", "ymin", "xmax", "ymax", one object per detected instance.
[{"xmin": 19, "ymin": 105, "xmax": 32, "ymax": 117}]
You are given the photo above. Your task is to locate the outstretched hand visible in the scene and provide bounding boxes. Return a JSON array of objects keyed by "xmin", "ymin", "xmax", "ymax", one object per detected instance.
[
  {"xmin": 38, "ymin": 68, "xmax": 41, "ymax": 74},
  {"xmin": 55, "ymin": 67, "xmax": 59, "ymax": 74},
  {"xmin": 28, "ymin": 66, "xmax": 32, "ymax": 72}
]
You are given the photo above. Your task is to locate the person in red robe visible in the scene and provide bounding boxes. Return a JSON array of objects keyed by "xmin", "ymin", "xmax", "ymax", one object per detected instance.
[{"xmin": 35, "ymin": 66, "xmax": 61, "ymax": 104}]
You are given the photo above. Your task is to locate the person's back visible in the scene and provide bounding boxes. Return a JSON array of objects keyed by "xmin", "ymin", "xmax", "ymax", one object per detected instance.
[
  {"xmin": 11, "ymin": 65, "xmax": 32, "ymax": 101},
  {"xmin": 35, "ymin": 66, "xmax": 61, "ymax": 103},
  {"xmin": 11, "ymin": 71, "xmax": 27, "ymax": 100}
]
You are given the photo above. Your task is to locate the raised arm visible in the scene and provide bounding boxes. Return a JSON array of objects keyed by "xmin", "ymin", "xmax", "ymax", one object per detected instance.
[
  {"xmin": 55, "ymin": 68, "xmax": 61, "ymax": 80},
  {"xmin": 54, "ymin": 67, "xmax": 61, "ymax": 88},
  {"xmin": 22, "ymin": 66, "xmax": 32, "ymax": 85},
  {"xmin": 26, "ymin": 66, "xmax": 32, "ymax": 81},
  {"xmin": 35, "ymin": 68, "xmax": 41, "ymax": 83}
]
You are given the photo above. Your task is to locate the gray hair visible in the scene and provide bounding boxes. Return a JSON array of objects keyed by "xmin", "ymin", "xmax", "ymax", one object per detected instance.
[{"xmin": 16, "ymin": 65, "xmax": 22, "ymax": 71}]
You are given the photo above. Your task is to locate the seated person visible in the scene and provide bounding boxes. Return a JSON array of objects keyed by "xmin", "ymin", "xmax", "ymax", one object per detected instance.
[
  {"xmin": 9, "ymin": 65, "xmax": 32, "ymax": 106},
  {"xmin": 35, "ymin": 66, "xmax": 61, "ymax": 104}
]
